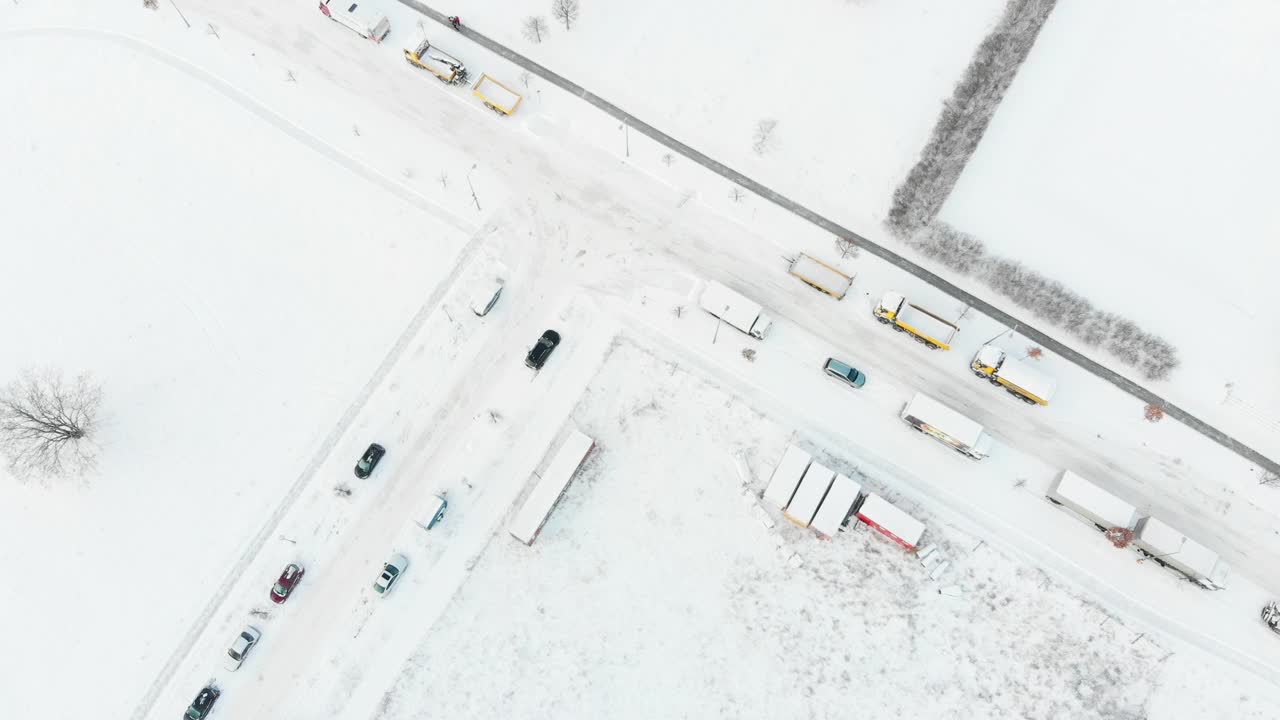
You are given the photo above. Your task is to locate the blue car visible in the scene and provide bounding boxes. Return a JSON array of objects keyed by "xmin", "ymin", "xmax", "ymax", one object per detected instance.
[{"xmin": 823, "ymin": 358, "xmax": 867, "ymax": 389}]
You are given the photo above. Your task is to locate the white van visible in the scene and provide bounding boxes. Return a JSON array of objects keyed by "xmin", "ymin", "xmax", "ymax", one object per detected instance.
[{"xmin": 318, "ymin": 0, "xmax": 391, "ymax": 43}]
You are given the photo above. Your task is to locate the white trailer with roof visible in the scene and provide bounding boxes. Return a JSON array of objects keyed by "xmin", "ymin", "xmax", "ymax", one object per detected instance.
[
  {"xmin": 809, "ymin": 473, "xmax": 862, "ymax": 539},
  {"xmin": 784, "ymin": 461, "xmax": 835, "ymax": 526},
  {"xmin": 1046, "ymin": 470, "xmax": 1139, "ymax": 532},
  {"xmin": 1133, "ymin": 517, "xmax": 1229, "ymax": 590},
  {"xmin": 699, "ymin": 280, "xmax": 774, "ymax": 339},
  {"xmin": 899, "ymin": 393, "xmax": 993, "ymax": 460},
  {"xmin": 763, "ymin": 445, "xmax": 811, "ymax": 508},
  {"xmin": 856, "ymin": 494, "xmax": 925, "ymax": 550},
  {"xmin": 787, "ymin": 253, "xmax": 854, "ymax": 299},
  {"xmin": 509, "ymin": 429, "xmax": 596, "ymax": 545}
]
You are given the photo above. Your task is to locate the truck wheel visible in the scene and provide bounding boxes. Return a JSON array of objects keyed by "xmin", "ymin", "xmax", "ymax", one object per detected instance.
[
  {"xmin": 972, "ymin": 370, "xmax": 988, "ymax": 379},
  {"xmin": 875, "ymin": 317, "xmax": 891, "ymax": 325},
  {"xmin": 989, "ymin": 378, "xmax": 1002, "ymax": 387},
  {"xmin": 1021, "ymin": 396, "xmax": 1038, "ymax": 405},
  {"xmin": 925, "ymin": 342, "xmax": 938, "ymax": 350},
  {"xmin": 913, "ymin": 335, "xmax": 926, "ymax": 344},
  {"xmin": 892, "ymin": 325, "xmax": 905, "ymax": 333}
]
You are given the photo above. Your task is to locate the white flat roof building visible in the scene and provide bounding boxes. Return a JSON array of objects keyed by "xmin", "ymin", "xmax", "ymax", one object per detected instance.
[
  {"xmin": 763, "ymin": 445, "xmax": 811, "ymax": 508},
  {"xmin": 784, "ymin": 461, "xmax": 835, "ymax": 527},
  {"xmin": 809, "ymin": 473, "xmax": 862, "ymax": 539},
  {"xmin": 856, "ymin": 494, "xmax": 925, "ymax": 550}
]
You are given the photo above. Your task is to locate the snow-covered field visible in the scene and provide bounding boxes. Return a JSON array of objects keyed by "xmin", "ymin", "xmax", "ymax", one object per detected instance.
[
  {"xmin": 2, "ymin": 1, "xmax": 1279, "ymax": 720},
  {"xmin": 0, "ymin": 20, "xmax": 471, "ymax": 719},
  {"xmin": 378, "ymin": 338, "xmax": 1280, "ymax": 719},
  {"xmin": 938, "ymin": 0, "xmax": 1280, "ymax": 452}
]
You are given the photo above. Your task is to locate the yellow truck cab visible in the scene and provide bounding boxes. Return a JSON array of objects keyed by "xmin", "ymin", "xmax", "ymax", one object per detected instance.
[
  {"xmin": 971, "ymin": 344, "xmax": 1057, "ymax": 406},
  {"xmin": 873, "ymin": 291, "xmax": 958, "ymax": 350},
  {"xmin": 404, "ymin": 39, "xmax": 469, "ymax": 85}
]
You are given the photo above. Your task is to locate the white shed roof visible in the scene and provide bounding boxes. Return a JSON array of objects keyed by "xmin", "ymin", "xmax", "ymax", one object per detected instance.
[
  {"xmin": 809, "ymin": 474, "xmax": 861, "ymax": 538},
  {"xmin": 856, "ymin": 494, "xmax": 925, "ymax": 549},
  {"xmin": 784, "ymin": 462, "xmax": 835, "ymax": 526},
  {"xmin": 763, "ymin": 445, "xmax": 811, "ymax": 508}
]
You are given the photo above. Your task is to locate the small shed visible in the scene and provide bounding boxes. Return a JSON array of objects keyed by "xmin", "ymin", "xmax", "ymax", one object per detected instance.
[
  {"xmin": 809, "ymin": 474, "xmax": 862, "ymax": 539},
  {"xmin": 784, "ymin": 461, "xmax": 835, "ymax": 527},
  {"xmin": 763, "ymin": 445, "xmax": 812, "ymax": 508},
  {"xmin": 856, "ymin": 494, "xmax": 925, "ymax": 550}
]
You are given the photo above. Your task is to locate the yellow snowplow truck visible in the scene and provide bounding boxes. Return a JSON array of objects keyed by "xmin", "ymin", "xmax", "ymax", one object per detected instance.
[
  {"xmin": 404, "ymin": 39, "xmax": 469, "ymax": 85},
  {"xmin": 970, "ymin": 344, "xmax": 1058, "ymax": 406},
  {"xmin": 873, "ymin": 291, "xmax": 958, "ymax": 350}
]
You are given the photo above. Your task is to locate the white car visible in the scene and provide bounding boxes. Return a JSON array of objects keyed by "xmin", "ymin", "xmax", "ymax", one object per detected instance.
[
  {"xmin": 225, "ymin": 626, "xmax": 262, "ymax": 671},
  {"xmin": 373, "ymin": 553, "xmax": 409, "ymax": 595}
]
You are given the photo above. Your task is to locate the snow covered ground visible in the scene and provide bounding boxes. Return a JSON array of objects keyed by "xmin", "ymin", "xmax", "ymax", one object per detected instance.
[
  {"xmin": 376, "ymin": 337, "xmax": 1280, "ymax": 720},
  {"xmin": 938, "ymin": 0, "xmax": 1280, "ymax": 453},
  {"xmin": 2, "ymin": 2, "xmax": 1279, "ymax": 720}
]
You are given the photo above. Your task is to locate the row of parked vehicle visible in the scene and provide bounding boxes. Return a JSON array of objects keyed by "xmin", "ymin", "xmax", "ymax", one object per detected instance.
[
  {"xmin": 317, "ymin": 1, "xmax": 525, "ymax": 115},
  {"xmin": 183, "ymin": 276, "xmax": 566, "ymax": 715}
]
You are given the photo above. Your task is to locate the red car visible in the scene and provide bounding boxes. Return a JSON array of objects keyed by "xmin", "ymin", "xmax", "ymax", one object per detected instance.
[{"xmin": 270, "ymin": 563, "xmax": 305, "ymax": 604}]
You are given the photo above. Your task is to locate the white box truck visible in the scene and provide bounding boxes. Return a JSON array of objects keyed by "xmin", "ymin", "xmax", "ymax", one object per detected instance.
[
  {"xmin": 1132, "ymin": 516, "xmax": 1229, "ymax": 590},
  {"xmin": 899, "ymin": 393, "xmax": 993, "ymax": 460},
  {"xmin": 873, "ymin": 291, "xmax": 959, "ymax": 350},
  {"xmin": 809, "ymin": 473, "xmax": 862, "ymax": 539},
  {"xmin": 699, "ymin": 280, "xmax": 774, "ymax": 339},
  {"xmin": 763, "ymin": 445, "xmax": 811, "ymax": 508},
  {"xmin": 1045, "ymin": 470, "xmax": 1139, "ymax": 532},
  {"xmin": 971, "ymin": 344, "xmax": 1058, "ymax": 406},
  {"xmin": 856, "ymin": 494, "xmax": 925, "ymax": 550},
  {"xmin": 318, "ymin": 0, "xmax": 391, "ymax": 43},
  {"xmin": 784, "ymin": 461, "xmax": 835, "ymax": 527},
  {"xmin": 788, "ymin": 253, "xmax": 853, "ymax": 300}
]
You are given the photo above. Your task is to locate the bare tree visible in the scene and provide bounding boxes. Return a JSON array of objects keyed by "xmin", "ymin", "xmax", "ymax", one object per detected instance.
[
  {"xmin": 1143, "ymin": 403, "xmax": 1164, "ymax": 423},
  {"xmin": 834, "ymin": 236, "xmax": 861, "ymax": 260},
  {"xmin": 0, "ymin": 369, "xmax": 102, "ymax": 479},
  {"xmin": 1104, "ymin": 527, "xmax": 1134, "ymax": 549},
  {"xmin": 1024, "ymin": 346, "xmax": 1043, "ymax": 360},
  {"xmin": 551, "ymin": 0, "xmax": 580, "ymax": 30},
  {"xmin": 143, "ymin": 0, "xmax": 159, "ymax": 8},
  {"xmin": 522, "ymin": 16, "xmax": 549, "ymax": 42},
  {"xmin": 1259, "ymin": 470, "xmax": 1279, "ymax": 488},
  {"xmin": 752, "ymin": 119, "xmax": 778, "ymax": 156}
]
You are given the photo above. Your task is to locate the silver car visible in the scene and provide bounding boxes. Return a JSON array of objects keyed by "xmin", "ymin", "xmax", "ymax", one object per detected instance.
[
  {"xmin": 373, "ymin": 553, "xmax": 409, "ymax": 595},
  {"xmin": 225, "ymin": 626, "xmax": 262, "ymax": 671},
  {"xmin": 823, "ymin": 357, "xmax": 867, "ymax": 389}
]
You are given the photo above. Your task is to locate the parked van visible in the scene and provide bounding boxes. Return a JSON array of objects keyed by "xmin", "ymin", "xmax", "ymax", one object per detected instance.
[
  {"xmin": 422, "ymin": 495, "xmax": 448, "ymax": 530},
  {"xmin": 318, "ymin": 0, "xmax": 391, "ymax": 43}
]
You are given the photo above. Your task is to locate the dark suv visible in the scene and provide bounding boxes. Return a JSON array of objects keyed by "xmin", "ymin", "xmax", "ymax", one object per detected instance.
[
  {"xmin": 354, "ymin": 443, "xmax": 386, "ymax": 479},
  {"xmin": 184, "ymin": 686, "xmax": 219, "ymax": 719},
  {"xmin": 525, "ymin": 330, "xmax": 561, "ymax": 370}
]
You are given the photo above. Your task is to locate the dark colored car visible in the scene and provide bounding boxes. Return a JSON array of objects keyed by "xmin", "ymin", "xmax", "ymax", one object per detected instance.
[
  {"xmin": 354, "ymin": 443, "xmax": 386, "ymax": 479},
  {"xmin": 270, "ymin": 563, "xmax": 305, "ymax": 604},
  {"xmin": 525, "ymin": 330, "xmax": 561, "ymax": 370},
  {"xmin": 823, "ymin": 357, "xmax": 867, "ymax": 389},
  {"xmin": 184, "ymin": 686, "xmax": 220, "ymax": 720}
]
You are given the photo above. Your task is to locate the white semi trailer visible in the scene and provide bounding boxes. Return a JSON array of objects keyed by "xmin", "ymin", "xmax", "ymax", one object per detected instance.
[{"xmin": 699, "ymin": 280, "xmax": 774, "ymax": 339}]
